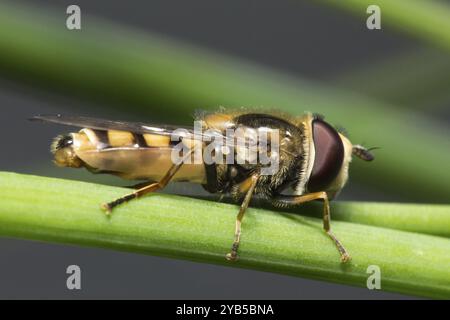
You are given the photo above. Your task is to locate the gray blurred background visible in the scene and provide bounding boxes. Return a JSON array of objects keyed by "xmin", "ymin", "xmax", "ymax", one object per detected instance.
[{"xmin": 1, "ymin": 0, "xmax": 445, "ymax": 299}]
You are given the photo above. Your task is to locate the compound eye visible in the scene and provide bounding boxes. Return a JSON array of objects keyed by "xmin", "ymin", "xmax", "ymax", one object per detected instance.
[{"xmin": 307, "ymin": 119, "xmax": 344, "ymax": 192}]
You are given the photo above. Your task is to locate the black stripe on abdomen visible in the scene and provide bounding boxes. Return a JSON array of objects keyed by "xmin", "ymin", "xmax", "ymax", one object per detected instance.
[
  {"xmin": 133, "ymin": 133, "xmax": 148, "ymax": 148},
  {"xmin": 92, "ymin": 129, "xmax": 110, "ymax": 149}
]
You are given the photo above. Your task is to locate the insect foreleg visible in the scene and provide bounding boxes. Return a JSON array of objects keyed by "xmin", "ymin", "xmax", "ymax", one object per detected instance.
[
  {"xmin": 226, "ymin": 173, "xmax": 260, "ymax": 262},
  {"xmin": 101, "ymin": 148, "xmax": 194, "ymax": 213},
  {"xmin": 272, "ymin": 192, "xmax": 351, "ymax": 263}
]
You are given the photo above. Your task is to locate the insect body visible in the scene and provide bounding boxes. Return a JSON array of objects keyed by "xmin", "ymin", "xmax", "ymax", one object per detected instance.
[{"xmin": 32, "ymin": 111, "xmax": 374, "ymax": 263}]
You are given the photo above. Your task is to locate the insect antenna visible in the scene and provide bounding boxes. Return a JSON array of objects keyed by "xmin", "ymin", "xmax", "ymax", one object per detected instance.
[{"xmin": 352, "ymin": 145, "xmax": 377, "ymax": 161}]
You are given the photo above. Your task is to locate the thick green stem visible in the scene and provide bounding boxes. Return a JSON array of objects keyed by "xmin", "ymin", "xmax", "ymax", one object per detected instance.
[
  {"xmin": 290, "ymin": 201, "xmax": 450, "ymax": 238},
  {"xmin": 0, "ymin": 172, "xmax": 449, "ymax": 298}
]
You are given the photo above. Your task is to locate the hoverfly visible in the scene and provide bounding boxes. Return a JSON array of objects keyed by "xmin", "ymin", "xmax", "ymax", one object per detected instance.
[{"xmin": 32, "ymin": 110, "xmax": 374, "ymax": 263}]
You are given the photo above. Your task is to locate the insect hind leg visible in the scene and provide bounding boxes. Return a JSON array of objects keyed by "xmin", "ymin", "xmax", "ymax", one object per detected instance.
[
  {"xmin": 272, "ymin": 192, "xmax": 351, "ymax": 263},
  {"xmin": 101, "ymin": 181, "xmax": 161, "ymax": 213},
  {"xmin": 101, "ymin": 148, "xmax": 193, "ymax": 213}
]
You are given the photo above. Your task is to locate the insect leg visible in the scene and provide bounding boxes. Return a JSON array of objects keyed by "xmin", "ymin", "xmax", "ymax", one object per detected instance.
[
  {"xmin": 273, "ymin": 192, "xmax": 351, "ymax": 263},
  {"xmin": 226, "ymin": 173, "xmax": 260, "ymax": 262},
  {"xmin": 101, "ymin": 148, "xmax": 194, "ymax": 213},
  {"xmin": 124, "ymin": 181, "xmax": 156, "ymax": 189}
]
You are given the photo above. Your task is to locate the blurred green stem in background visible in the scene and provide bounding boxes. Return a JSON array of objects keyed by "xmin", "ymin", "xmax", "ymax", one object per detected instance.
[
  {"xmin": 0, "ymin": 2, "xmax": 449, "ymax": 202},
  {"xmin": 319, "ymin": 0, "xmax": 450, "ymax": 53},
  {"xmin": 329, "ymin": 49, "xmax": 450, "ymax": 111},
  {"xmin": 0, "ymin": 172, "xmax": 449, "ymax": 298}
]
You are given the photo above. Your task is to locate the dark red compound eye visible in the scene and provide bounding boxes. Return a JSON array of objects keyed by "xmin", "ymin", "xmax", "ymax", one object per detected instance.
[{"xmin": 307, "ymin": 119, "xmax": 344, "ymax": 192}]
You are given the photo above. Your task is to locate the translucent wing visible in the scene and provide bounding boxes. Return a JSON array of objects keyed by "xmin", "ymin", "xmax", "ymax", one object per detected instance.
[
  {"xmin": 31, "ymin": 114, "xmax": 193, "ymax": 137},
  {"xmin": 32, "ymin": 114, "xmax": 281, "ymax": 169},
  {"xmin": 31, "ymin": 114, "xmax": 243, "ymax": 147}
]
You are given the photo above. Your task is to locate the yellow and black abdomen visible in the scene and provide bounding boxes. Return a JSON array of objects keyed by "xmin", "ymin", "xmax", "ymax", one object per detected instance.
[{"xmin": 51, "ymin": 128, "xmax": 206, "ymax": 183}]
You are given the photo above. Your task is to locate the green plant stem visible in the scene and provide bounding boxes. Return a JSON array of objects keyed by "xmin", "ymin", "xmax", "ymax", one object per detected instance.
[
  {"xmin": 319, "ymin": 0, "xmax": 450, "ymax": 53},
  {"xmin": 292, "ymin": 201, "xmax": 450, "ymax": 238},
  {"xmin": 0, "ymin": 172, "xmax": 449, "ymax": 298},
  {"xmin": 0, "ymin": 3, "xmax": 449, "ymax": 202},
  {"xmin": 329, "ymin": 49, "xmax": 450, "ymax": 110}
]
